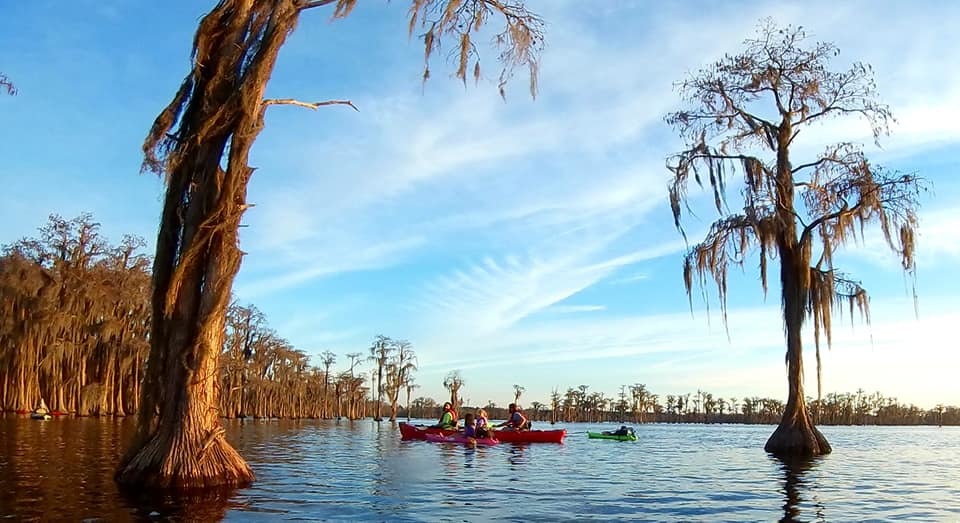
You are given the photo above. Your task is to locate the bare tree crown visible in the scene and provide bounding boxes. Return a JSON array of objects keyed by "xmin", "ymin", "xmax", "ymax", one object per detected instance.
[{"xmin": 665, "ymin": 20, "xmax": 927, "ymax": 386}]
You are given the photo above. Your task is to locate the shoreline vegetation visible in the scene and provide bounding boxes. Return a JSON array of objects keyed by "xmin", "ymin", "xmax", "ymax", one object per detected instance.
[{"xmin": 2, "ymin": 214, "xmax": 955, "ymax": 427}]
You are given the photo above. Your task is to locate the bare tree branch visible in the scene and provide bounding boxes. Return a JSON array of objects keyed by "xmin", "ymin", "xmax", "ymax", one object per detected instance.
[
  {"xmin": 792, "ymin": 156, "xmax": 842, "ymax": 175},
  {"xmin": 262, "ymin": 98, "xmax": 359, "ymax": 113},
  {"xmin": 0, "ymin": 73, "xmax": 16, "ymax": 96},
  {"xmin": 297, "ymin": 0, "xmax": 338, "ymax": 11}
]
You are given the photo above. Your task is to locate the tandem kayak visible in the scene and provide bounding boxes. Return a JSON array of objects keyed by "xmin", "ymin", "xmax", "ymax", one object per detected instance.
[
  {"xmin": 425, "ymin": 433, "xmax": 500, "ymax": 445},
  {"xmin": 399, "ymin": 422, "xmax": 566, "ymax": 443},
  {"xmin": 587, "ymin": 431, "xmax": 637, "ymax": 441}
]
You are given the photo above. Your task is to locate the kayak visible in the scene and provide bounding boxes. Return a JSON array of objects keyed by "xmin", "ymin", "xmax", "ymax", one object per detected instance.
[
  {"xmin": 587, "ymin": 431, "xmax": 637, "ymax": 441},
  {"xmin": 30, "ymin": 412, "xmax": 52, "ymax": 420},
  {"xmin": 399, "ymin": 422, "xmax": 566, "ymax": 443},
  {"xmin": 425, "ymin": 433, "xmax": 500, "ymax": 445}
]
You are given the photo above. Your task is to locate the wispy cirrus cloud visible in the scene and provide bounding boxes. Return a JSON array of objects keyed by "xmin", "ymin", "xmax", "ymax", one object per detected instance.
[
  {"xmin": 547, "ymin": 304, "xmax": 607, "ymax": 314},
  {"xmin": 413, "ymin": 218, "xmax": 685, "ymax": 335},
  {"xmin": 611, "ymin": 272, "xmax": 650, "ymax": 285}
]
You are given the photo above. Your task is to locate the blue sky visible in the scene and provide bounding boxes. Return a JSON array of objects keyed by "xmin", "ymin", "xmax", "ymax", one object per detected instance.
[{"xmin": 2, "ymin": 0, "xmax": 958, "ymax": 409}]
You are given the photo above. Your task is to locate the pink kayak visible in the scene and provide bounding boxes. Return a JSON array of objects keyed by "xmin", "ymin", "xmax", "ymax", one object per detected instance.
[
  {"xmin": 400, "ymin": 422, "xmax": 566, "ymax": 443},
  {"xmin": 424, "ymin": 433, "xmax": 499, "ymax": 445}
]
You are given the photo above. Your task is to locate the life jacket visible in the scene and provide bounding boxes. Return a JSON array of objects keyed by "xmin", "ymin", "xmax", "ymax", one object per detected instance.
[{"xmin": 438, "ymin": 407, "xmax": 458, "ymax": 426}]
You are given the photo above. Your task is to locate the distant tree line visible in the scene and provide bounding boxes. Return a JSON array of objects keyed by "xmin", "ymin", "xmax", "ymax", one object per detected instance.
[
  {"xmin": 0, "ymin": 214, "xmax": 418, "ymax": 420},
  {"xmin": 401, "ymin": 383, "xmax": 957, "ymax": 427},
  {"xmin": 0, "ymin": 214, "xmax": 151, "ymax": 415},
  {"xmin": 508, "ymin": 384, "xmax": 957, "ymax": 426}
]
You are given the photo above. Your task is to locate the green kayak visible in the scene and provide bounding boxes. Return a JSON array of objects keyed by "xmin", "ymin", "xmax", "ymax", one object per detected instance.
[{"xmin": 587, "ymin": 431, "xmax": 637, "ymax": 441}]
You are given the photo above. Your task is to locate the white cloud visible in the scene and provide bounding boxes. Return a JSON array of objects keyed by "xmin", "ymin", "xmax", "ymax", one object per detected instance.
[
  {"xmin": 235, "ymin": 234, "xmax": 426, "ymax": 298},
  {"xmin": 412, "ymin": 215, "xmax": 683, "ymax": 335},
  {"xmin": 547, "ymin": 304, "xmax": 607, "ymax": 314},
  {"xmin": 612, "ymin": 272, "xmax": 650, "ymax": 285}
]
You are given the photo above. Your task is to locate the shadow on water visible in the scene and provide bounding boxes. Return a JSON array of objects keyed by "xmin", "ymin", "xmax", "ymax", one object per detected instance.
[
  {"xmin": 775, "ymin": 455, "xmax": 826, "ymax": 523},
  {"xmin": 507, "ymin": 443, "xmax": 529, "ymax": 468}
]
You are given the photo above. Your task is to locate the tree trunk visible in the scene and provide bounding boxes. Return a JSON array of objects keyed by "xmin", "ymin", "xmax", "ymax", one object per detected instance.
[
  {"xmin": 131, "ymin": 358, "xmax": 139, "ymax": 414},
  {"xmin": 763, "ymin": 274, "xmax": 832, "ymax": 455},
  {"xmin": 322, "ymin": 378, "xmax": 329, "ymax": 419},
  {"xmin": 116, "ymin": 0, "xmax": 302, "ymax": 490},
  {"xmin": 114, "ymin": 354, "xmax": 126, "ymax": 417},
  {"xmin": 374, "ymin": 366, "xmax": 383, "ymax": 421},
  {"xmin": 765, "ymin": 117, "xmax": 831, "ymax": 457}
]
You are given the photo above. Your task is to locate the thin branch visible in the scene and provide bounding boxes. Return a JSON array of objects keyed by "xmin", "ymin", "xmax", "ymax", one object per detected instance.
[
  {"xmin": 792, "ymin": 156, "xmax": 843, "ymax": 175},
  {"xmin": 0, "ymin": 73, "xmax": 15, "ymax": 96},
  {"xmin": 684, "ymin": 152, "xmax": 756, "ymax": 164},
  {"xmin": 262, "ymin": 98, "xmax": 359, "ymax": 112},
  {"xmin": 297, "ymin": 0, "xmax": 338, "ymax": 11},
  {"xmin": 794, "ymin": 105, "xmax": 873, "ymax": 128}
]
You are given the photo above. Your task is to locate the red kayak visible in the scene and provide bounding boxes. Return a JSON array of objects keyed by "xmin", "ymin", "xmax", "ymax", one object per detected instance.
[
  {"xmin": 425, "ymin": 433, "xmax": 500, "ymax": 445},
  {"xmin": 399, "ymin": 422, "xmax": 566, "ymax": 443}
]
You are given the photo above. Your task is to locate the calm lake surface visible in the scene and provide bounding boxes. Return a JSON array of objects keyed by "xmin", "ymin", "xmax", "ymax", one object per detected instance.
[{"xmin": 1, "ymin": 416, "xmax": 958, "ymax": 521}]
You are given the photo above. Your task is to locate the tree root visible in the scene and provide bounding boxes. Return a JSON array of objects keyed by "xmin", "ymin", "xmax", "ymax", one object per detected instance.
[
  {"xmin": 116, "ymin": 427, "xmax": 254, "ymax": 490},
  {"xmin": 764, "ymin": 416, "xmax": 832, "ymax": 457}
]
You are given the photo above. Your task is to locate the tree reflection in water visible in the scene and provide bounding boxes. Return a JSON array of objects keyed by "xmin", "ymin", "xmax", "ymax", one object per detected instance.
[
  {"xmin": 117, "ymin": 485, "xmax": 235, "ymax": 521},
  {"xmin": 776, "ymin": 455, "xmax": 826, "ymax": 523}
]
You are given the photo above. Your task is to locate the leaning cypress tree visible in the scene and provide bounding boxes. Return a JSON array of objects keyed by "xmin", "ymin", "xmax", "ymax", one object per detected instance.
[
  {"xmin": 665, "ymin": 20, "xmax": 925, "ymax": 456},
  {"xmin": 116, "ymin": 0, "xmax": 543, "ymax": 490}
]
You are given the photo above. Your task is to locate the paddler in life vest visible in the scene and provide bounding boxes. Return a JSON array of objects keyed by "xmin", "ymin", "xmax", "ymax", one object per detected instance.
[
  {"xmin": 475, "ymin": 408, "xmax": 491, "ymax": 438},
  {"xmin": 434, "ymin": 401, "xmax": 458, "ymax": 429},
  {"xmin": 461, "ymin": 413, "xmax": 478, "ymax": 438},
  {"xmin": 34, "ymin": 398, "xmax": 50, "ymax": 416},
  {"xmin": 497, "ymin": 403, "xmax": 530, "ymax": 431}
]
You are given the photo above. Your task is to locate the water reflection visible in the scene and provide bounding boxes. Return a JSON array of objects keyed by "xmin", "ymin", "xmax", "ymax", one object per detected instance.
[
  {"xmin": 4, "ymin": 418, "xmax": 960, "ymax": 521},
  {"xmin": 775, "ymin": 455, "xmax": 826, "ymax": 523},
  {"xmin": 118, "ymin": 486, "xmax": 236, "ymax": 522},
  {"xmin": 509, "ymin": 443, "xmax": 529, "ymax": 463}
]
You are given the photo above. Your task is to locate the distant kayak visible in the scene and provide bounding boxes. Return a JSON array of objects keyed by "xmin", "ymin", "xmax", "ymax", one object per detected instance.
[
  {"xmin": 399, "ymin": 422, "xmax": 566, "ymax": 443},
  {"xmin": 30, "ymin": 412, "xmax": 52, "ymax": 420},
  {"xmin": 587, "ymin": 431, "xmax": 637, "ymax": 441},
  {"xmin": 424, "ymin": 433, "xmax": 500, "ymax": 445}
]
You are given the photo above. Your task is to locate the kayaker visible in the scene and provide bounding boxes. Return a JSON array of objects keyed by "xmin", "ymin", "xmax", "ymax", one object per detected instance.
[
  {"xmin": 34, "ymin": 398, "xmax": 50, "ymax": 416},
  {"xmin": 462, "ymin": 413, "xmax": 477, "ymax": 438},
  {"xmin": 603, "ymin": 425, "xmax": 634, "ymax": 436},
  {"xmin": 434, "ymin": 402, "xmax": 458, "ymax": 429},
  {"xmin": 475, "ymin": 408, "xmax": 491, "ymax": 438},
  {"xmin": 497, "ymin": 403, "xmax": 529, "ymax": 431}
]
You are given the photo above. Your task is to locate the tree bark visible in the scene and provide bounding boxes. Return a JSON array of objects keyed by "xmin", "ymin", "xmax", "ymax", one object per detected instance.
[
  {"xmin": 764, "ymin": 251, "xmax": 832, "ymax": 456},
  {"xmin": 116, "ymin": 0, "xmax": 302, "ymax": 490},
  {"xmin": 765, "ymin": 117, "xmax": 831, "ymax": 456}
]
